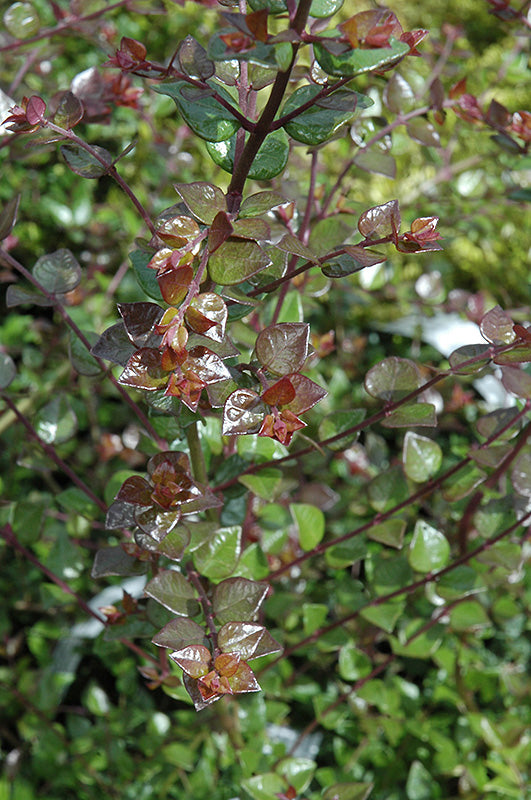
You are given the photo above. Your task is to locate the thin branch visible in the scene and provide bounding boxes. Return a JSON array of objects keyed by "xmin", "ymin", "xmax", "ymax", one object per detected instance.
[
  {"xmin": 0, "ymin": 247, "xmax": 168, "ymax": 450},
  {"xmin": 1, "ymin": 394, "xmax": 107, "ymax": 513}
]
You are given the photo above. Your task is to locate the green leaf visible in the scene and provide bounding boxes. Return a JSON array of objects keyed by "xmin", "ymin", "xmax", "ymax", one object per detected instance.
[
  {"xmin": 57, "ymin": 487, "xmax": 98, "ymax": 518},
  {"xmin": 255, "ymin": 323, "xmax": 309, "ymax": 375},
  {"xmin": 152, "ymin": 618, "xmax": 208, "ymax": 650},
  {"xmin": 193, "ymin": 526, "xmax": 241, "ymax": 581},
  {"xmin": 360, "ymin": 602, "xmax": 404, "ymax": 633},
  {"xmin": 217, "ymin": 621, "xmax": 281, "ymax": 659},
  {"xmin": 367, "ymin": 465, "xmax": 409, "ymax": 512},
  {"xmin": 365, "ymin": 357, "xmax": 421, "ymax": 402},
  {"xmin": 281, "ymin": 86, "xmax": 361, "ymax": 145},
  {"xmin": 0, "ymin": 353, "xmax": 16, "ymax": 388},
  {"xmin": 290, "ymin": 503, "xmax": 325, "ymax": 551},
  {"xmin": 449, "ymin": 601, "xmax": 491, "ymax": 632},
  {"xmin": 325, "ymin": 535, "xmax": 367, "ymax": 569},
  {"xmin": 381, "ymin": 403, "xmax": 437, "ymax": 428},
  {"xmin": 448, "ymin": 344, "xmax": 491, "ymax": 375},
  {"xmin": 277, "ymin": 758, "xmax": 316, "ymax": 793},
  {"xmin": 68, "ymin": 330, "xmax": 101, "ymax": 376},
  {"xmin": 318, "ymin": 408, "xmax": 365, "ymax": 449},
  {"xmin": 406, "ymin": 118, "xmax": 441, "ymax": 147},
  {"xmin": 91, "ymin": 546, "xmax": 148, "ymax": 577},
  {"xmin": 60, "ymin": 144, "xmax": 113, "ymax": 178},
  {"xmin": 239, "ymin": 468, "xmax": 282, "ymax": 500},
  {"xmin": 33, "ymin": 249, "xmax": 81, "ymax": 295},
  {"xmin": 174, "ymin": 181, "xmax": 225, "ymax": 225},
  {"xmin": 154, "ymin": 81, "xmax": 240, "ymax": 142},
  {"xmin": 302, "ymin": 603, "xmax": 328, "ymax": 635},
  {"xmin": 127, "ymin": 249, "xmax": 162, "ymax": 300},
  {"xmin": 0, "ymin": 194, "xmax": 20, "ymax": 240},
  {"xmin": 239, "ymin": 191, "xmax": 287, "ymax": 218},
  {"xmin": 4, "ymin": 2, "xmax": 41, "ymax": 38},
  {"xmin": 35, "ymin": 395, "xmax": 77, "ymax": 444},
  {"xmin": 338, "ymin": 643, "xmax": 372, "ymax": 681},
  {"xmin": 314, "ymin": 36, "xmax": 409, "ymax": 77},
  {"xmin": 212, "ymin": 577, "xmax": 268, "ymax": 625},
  {"xmin": 241, "ymin": 773, "xmax": 286, "ymax": 800},
  {"xmin": 353, "ymin": 148, "xmax": 397, "ymax": 178},
  {"xmin": 321, "ymin": 248, "xmax": 385, "ymax": 278},
  {"xmin": 408, "ymin": 521, "xmax": 450, "ymax": 573},
  {"xmin": 322, "ymin": 784, "xmax": 374, "ymax": 800},
  {"xmin": 208, "ymin": 238, "xmax": 272, "ymax": 285},
  {"xmin": 403, "ymin": 432, "xmax": 442, "ymax": 482},
  {"xmin": 442, "ymin": 463, "xmax": 485, "ymax": 501},
  {"xmin": 205, "ymin": 129, "xmax": 289, "ymax": 179},
  {"xmin": 144, "ymin": 569, "xmax": 199, "ymax": 616},
  {"xmin": 406, "ymin": 760, "xmax": 441, "ymax": 800},
  {"xmin": 367, "ymin": 518, "xmax": 406, "ymax": 549}
]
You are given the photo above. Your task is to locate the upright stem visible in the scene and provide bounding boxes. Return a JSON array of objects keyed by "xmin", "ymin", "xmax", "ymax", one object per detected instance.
[{"xmin": 227, "ymin": 0, "xmax": 313, "ymax": 208}]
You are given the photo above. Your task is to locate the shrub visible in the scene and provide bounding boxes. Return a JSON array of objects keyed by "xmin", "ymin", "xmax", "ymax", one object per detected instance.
[{"xmin": 1, "ymin": 1, "xmax": 530, "ymax": 798}]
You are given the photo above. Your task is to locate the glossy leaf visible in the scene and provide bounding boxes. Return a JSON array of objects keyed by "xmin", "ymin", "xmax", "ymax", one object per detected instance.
[
  {"xmin": 118, "ymin": 348, "xmax": 167, "ymax": 390},
  {"xmin": 442, "ymin": 463, "xmax": 485, "ymax": 501},
  {"xmin": 4, "ymin": 2, "xmax": 40, "ymax": 38},
  {"xmin": 290, "ymin": 503, "xmax": 325, "ymax": 551},
  {"xmin": 403, "ymin": 432, "xmax": 442, "ymax": 482},
  {"xmin": 501, "ymin": 366, "xmax": 531, "ymax": 399},
  {"xmin": 91, "ymin": 322, "xmax": 136, "ymax": 366},
  {"xmin": 367, "ymin": 518, "xmax": 406, "ymax": 549},
  {"xmin": 158, "ymin": 265, "xmax": 194, "ymax": 305},
  {"xmin": 358, "ymin": 200, "xmax": 400, "ymax": 240},
  {"xmin": 360, "ymin": 602, "xmax": 404, "ymax": 634},
  {"xmin": 281, "ymin": 86, "xmax": 359, "ymax": 145},
  {"xmin": 239, "ymin": 191, "xmax": 287, "ymax": 218},
  {"xmin": 129, "ymin": 249, "xmax": 163, "ymax": 301},
  {"xmin": 206, "ymin": 128, "xmax": 289, "ymax": 180},
  {"xmin": 135, "ymin": 506, "xmax": 183, "ymax": 541},
  {"xmin": 193, "ymin": 526, "xmax": 242, "ymax": 581},
  {"xmin": 174, "ymin": 181, "xmax": 225, "ymax": 225},
  {"xmin": 255, "ymin": 323, "xmax": 309, "ymax": 375},
  {"xmin": 239, "ymin": 468, "xmax": 282, "ymax": 500},
  {"xmin": 314, "ymin": 36, "xmax": 409, "ymax": 77},
  {"xmin": 177, "ymin": 35, "xmax": 215, "ymax": 80},
  {"xmin": 213, "ymin": 578, "xmax": 268, "ymax": 625},
  {"xmin": 0, "ymin": 194, "xmax": 20, "ymax": 240},
  {"xmin": 33, "ymin": 249, "xmax": 81, "ymax": 295},
  {"xmin": 448, "ymin": 344, "xmax": 491, "ymax": 375},
  {"xmin": 511, "ymin": 450, "xmax": 531, "ymax": 497},
  {"xmin": 54, "ymin": 91, "xmax": 84, "ymax": 129},
  {"xmin": 476, "ymin": 407, "xmax": 520, "ymax": 440},
  {"xmin": 406, "ymin": 118, "xmax": 440, "ymax": 147},
  {"xmin": 152, "ymin": 618, "xmax": 208, "ymax": 650},
  {"xmin": 276, "ymin": 234, "xmax": 319, "ymax": 264},
  {"xmin": 60, "ymin": 144, "xmax": 112, "ymax": 178},
  {"xmin": 365, "ymin": 357, "xmax": 421, "ymax": 402},
  {"xmin": 35, "ymin": 395, "xmax": 77, "ymax": 444},
  {"xmin": 322, "ymin": 247, "xmax": 385, "ymax": 278},
  {"xmin": 217, "ymin": 621, "xmax": 281, "ymax": 659},
  {"xmin": 170, "ymin": 644, "xmax": 211, "ymax": 678},
  {"xmin": 68, "ymin": 330, "xmax": 101, "ymax": 376},
  {"xmin": 381, "ymin": 402, "xmax": 437, "ymax": 428},
  {"xmin": 368, "ymin": 465, "xmax": 409, "ymax": 512},
  {"xmin": 0, "ymin": 353, "xmax": 16, "ymax": 389},
  {"xmin": 409, "ymin": 521, "xmax": 450, "ymax": 572},
  {"xmin": 353, "ymin": 148, "xmax": 397, "ymax": 178},
  {"xmin": 119, "ymin": 302, "xmax": 163, "ymax": 347},
  {"xmin": 186, "ymin": 293, "xmax": 227, "ymax": 342},
  {"xmin": 154, "ymin": 81, "xmax": 239, "ymax": 142},
  {"xmin": 208, "ymin": 238, "xmax": 272, "ymax": 285},
  {"xmin": 383, "ymin": 73, "xmax": 414, "ymax": 113},
  {"xmin": 223, "ymin": 389, "xmax": 267, "ymax": 435},
  {"xmin": 91, "ymin": 546, "xmax": 148, "ymax": 577},
  {"xmin": 144, "ymin": 569, "xmax": 198, "ymax": 616},
  {"xmin": 322, "ymin": 783, "xmax": 374, "ymax": 800},
  {"xmin": 155, "ymin": 525, "xmax": 191, "ymax": 560},
  {"xmin": 480, "ymin": 305, "xmax": 516, "ymax": 345}
]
